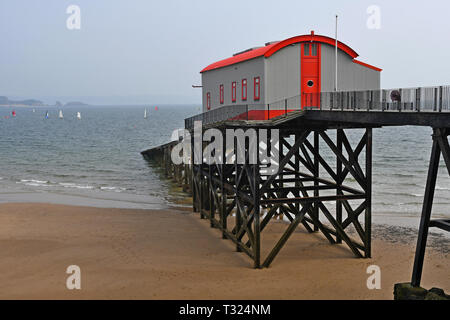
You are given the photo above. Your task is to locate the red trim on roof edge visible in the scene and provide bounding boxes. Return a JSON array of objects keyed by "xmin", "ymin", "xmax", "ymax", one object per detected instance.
[
  {"xmin": 352, "ymin": 59, "xmax": 382, "ymax": 72},
  {"xmin": 200, "ymin": 44, "xmax": 277, "ymax": 73},
  {"xmin": 201, "ymin": 33, "xmax": 360, "ymax": 73}
]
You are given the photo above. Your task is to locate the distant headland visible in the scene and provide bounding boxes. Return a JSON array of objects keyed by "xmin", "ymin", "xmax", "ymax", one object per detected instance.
[{"xmin": 0, "ymin": 96, "xmax": 89, "ymax": 107}]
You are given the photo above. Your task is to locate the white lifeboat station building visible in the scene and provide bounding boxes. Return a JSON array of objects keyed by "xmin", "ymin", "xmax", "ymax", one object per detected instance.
[{"xmin": 200, "ymin": 31, "xmax": 381, "ymax": 119}]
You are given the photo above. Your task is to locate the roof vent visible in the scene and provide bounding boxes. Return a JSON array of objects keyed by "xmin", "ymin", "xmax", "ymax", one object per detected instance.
[
  {"xmin": 265, "ymin": 41, "xmax": 280, "ymax": 46},
  {"xmin": 233, "ymin": 46, "xmax": 262, "ymax": 56}
]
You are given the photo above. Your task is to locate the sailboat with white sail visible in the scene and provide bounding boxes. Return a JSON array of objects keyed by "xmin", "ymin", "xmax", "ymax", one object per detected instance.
[
  {"xmin": 76, "ymin": 112, "xmax": 81, "ymax": 120},
  {"xmin": 59, "ymin": 110, "xmax": 63, "ymax": 119},
  {"xmin": 144, "ymin": 108, "xmax": 147, "ymax": 119}
]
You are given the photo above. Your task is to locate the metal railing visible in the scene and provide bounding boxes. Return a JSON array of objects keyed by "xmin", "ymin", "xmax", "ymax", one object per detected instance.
[
  {"xmin": 317, "ymin": 86, "xmax": 450, "ymax": 112},
  {"xmin": 185, "ymin": 104, "xmax": 265, "ymax": 129},
  {"xmin": 185, "ymin": 85, "xmax": 450, "ymax": 129}
]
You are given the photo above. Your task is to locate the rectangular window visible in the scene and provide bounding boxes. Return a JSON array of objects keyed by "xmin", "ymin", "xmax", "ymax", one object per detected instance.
[
  {"xmin": 303, "ymin": 43, "xmax": 310, "ymax": 56},
  {"xmin": 206, "ymin": 92, "xmax": 211, "ymax": 110},
  {"xmin": 242, "ymin": 78, "xmax": 247, "ymax": 101},
  {"xmin": 219, "ymin": 84, "xmax": 224, "ymax": 104},
  {"xmin": 254, "ymin": 77, "xmax": 260, "ymax": 101},
  {"xmin": 311, "ymin": 43, "xmax": 317, "ymax": 56},
  {"xmin": 231, "ymin": 81, "xmax": 237, "ymax": 102}
]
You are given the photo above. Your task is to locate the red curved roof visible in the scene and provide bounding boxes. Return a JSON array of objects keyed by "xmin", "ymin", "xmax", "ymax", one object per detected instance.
[
  {"xmin": 201, "ymin": 33, "xmax": 363, "ymax": 73},
  {"xmin": 264, "ymin": 34, "xmax": 358, "ymax": 59},
  {"xmin": 200, "ymin": 43, "xmax": 278, "ymax": 73}
]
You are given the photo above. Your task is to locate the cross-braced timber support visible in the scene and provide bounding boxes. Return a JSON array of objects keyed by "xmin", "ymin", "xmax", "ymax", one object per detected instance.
[
  {"xmin": 411, "ymin": 127, "xmax": 450, "ymax": 287},
  {"xmin": 191, "ymin": 126, "xmax": 373, "ymax": 268}
]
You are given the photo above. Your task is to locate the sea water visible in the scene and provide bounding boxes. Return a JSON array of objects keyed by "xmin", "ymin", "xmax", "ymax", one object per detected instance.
[
  {"xmin": 0, "ymin": 105, "xmax": 449, "ymax": 222},
  {"xmin": 0, "ymin": 105, "xmax": 197, "ymax": 209}
]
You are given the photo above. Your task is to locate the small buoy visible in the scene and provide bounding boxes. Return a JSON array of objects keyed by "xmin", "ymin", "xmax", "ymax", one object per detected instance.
[
  {"xmin": 154, "ymin": 106, "xmax": 158, "ymax": 111},
  {"xmin": 12, "ymin": 110, "xmax": 16, "ymax": 117}
]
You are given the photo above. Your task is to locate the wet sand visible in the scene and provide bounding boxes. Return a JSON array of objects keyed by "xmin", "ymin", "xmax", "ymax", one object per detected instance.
[{"xmin": 0, "ymin": 202, "xmax": 448, "ymax": 299}]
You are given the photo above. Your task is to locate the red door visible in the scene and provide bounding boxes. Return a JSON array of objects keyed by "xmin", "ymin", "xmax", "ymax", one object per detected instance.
[{"xmin": 301, "ymin": 42, "xmax": 321, "ymax": 108}]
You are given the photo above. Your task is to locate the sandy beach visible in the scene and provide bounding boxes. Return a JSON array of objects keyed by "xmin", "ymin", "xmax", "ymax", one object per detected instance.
[{"xmin": 0, "ymin": 202, "xmax": 448, "ymax": 300}]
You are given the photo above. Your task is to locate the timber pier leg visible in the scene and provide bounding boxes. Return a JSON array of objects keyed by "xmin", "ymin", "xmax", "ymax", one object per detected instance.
[
  {"xmin": 220, "ymin": 132, "xmax": 228, "ymax": 239},
  {"xmin": 365, "ymin": 128, "xmax": 372, "ymax": 258},
  {"xmin": 279, "ymin": 137, "xmax": 284, "ymax": 221},
  {"xmin": 235, "ymin": 162, "xmax": 242, "ymax": 252},
  {"xmin": 200, "ymin": 165, "xmax": 207, "ymax": 219},
  {"xmin": 313, "ymin": 131, "xmax": 319, "ymax": 231},
  {"xmin": 183, "ymin": 164, "xmax": 188, "ymax": 193},
  {"xmin": 336, "ymin": 129, "xmax": 343, "ymax": 243},
  {"xmin": 191, "ymin": 135, "xmax": 198, "ymax": 213},
  {"xmin": 209, "ymin": 164, "xmax": 215, "ymax": 227},
  {"xmin": 411, "ymin": 128, "xmax": 442, "ymax": 287},
  {"xmin": 220, "ymin": 164, "xmax": 227, "ymax": 239},
  {"xmin": 253, "ymin": 164, "xmax": 261, "ymax": 268}
]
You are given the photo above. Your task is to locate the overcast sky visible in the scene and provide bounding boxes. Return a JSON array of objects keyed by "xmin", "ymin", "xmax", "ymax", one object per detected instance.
[{"xmin": 1, "ymin": 0, "xmax": 449, "ymax": 104}]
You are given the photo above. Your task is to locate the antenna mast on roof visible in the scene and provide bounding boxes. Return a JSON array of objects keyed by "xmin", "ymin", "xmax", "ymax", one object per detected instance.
[{"xmin": 335, "ymin": 14, "xmax": 338, "ymax": 92}]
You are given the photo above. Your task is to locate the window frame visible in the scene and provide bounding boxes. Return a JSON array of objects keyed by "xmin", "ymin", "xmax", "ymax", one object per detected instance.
[
  {"xmin": 219, "ymin": 84, "xmax": 224, "ymax": 104},
  {"xmin": 231, "ymin": 81, "xmax": 237, "ymax": 102},
  {"xmin": 206, "ymin": 92, "xmax": 211, "ymax": 110},
  {"xmin": 303, "ymin": 43, "xmax": 310, "ymax": 56},
  {"xmin": 254, "ymin": 77, "xmax": 260, "ymax": 101},
  {"xmin": 242, "ymin": 78, "xmax": 247, "ymax": 101},
  {"xmin": 311, "ymin": 43, "xmax": 318, "ymax": 56}
]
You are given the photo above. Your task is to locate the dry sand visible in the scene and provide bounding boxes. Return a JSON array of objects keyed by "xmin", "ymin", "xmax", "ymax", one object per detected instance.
[{"xmin": 0, "ymin": 202, "xmax": 448, "ymax": 300}]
